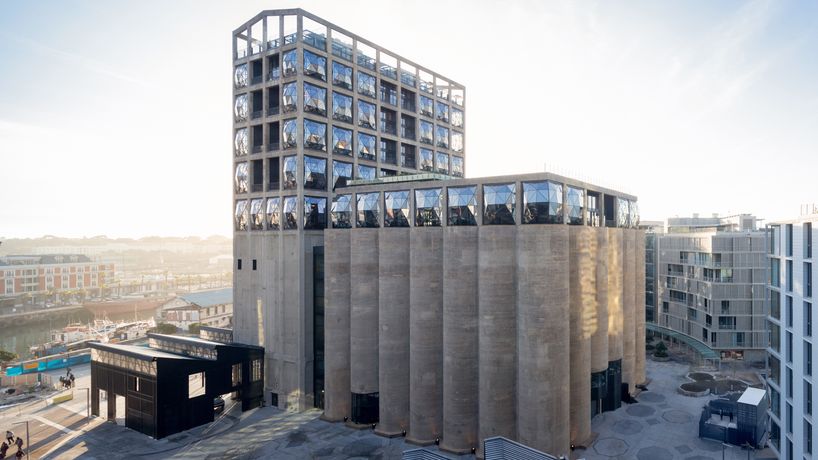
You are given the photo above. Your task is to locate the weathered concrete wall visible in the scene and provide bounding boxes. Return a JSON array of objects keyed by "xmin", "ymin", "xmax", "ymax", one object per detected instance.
[
  {"xmin": 408, "ymin": 228, "xmax": 444, "ymax": 444},
  {"xmin": 591, "ymin": 228, "xmax": 609, "ymax": 373},
  {"xmin": 607, "ymin": 228, "xmax": 624, "ymax": 361},
  {"xmin": 478, "ymin": 226, "xmax": 517, "ymax": 449},
  {"xmin": 516, "ymin": 225, "xmax": 570, "ymax": 457},
  {"xmin": 441, "ymin": 227, "xmax": 479, "ymax": 453},
  {"xmin": 350, "ymin": 230, "xmax": 379, "ymax": 401},
  {"xmin": 569, "ymin": 226, "xmax": 595, "ymax": 444},
  {"xmin": 323, "ymin": 230, "xmax": 350, "ymax": 421},
  {"xmin": 634, "ymin": 230, "xmax": 647, "ymax": 385},
  {"xmin": 376, "ymin": 228, "xmax": 410, "ymax": 436},
  {"xmin": 622, "ymin": 230, "xmax": 636, "ymax": 388}
]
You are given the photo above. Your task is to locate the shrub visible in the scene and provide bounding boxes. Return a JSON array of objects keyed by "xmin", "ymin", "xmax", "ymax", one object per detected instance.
[{"xmin": 654, "ymin": 341, "xmax": 668, "ymax": 358}]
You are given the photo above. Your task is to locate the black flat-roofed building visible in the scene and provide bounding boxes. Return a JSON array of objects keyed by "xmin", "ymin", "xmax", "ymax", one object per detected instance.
[{"xmin": 90, "ymin": 333, "xmax": 264, "ymax": 439}]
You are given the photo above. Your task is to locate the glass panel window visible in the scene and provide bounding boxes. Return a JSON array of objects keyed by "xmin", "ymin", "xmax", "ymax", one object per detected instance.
[
  {"xmin": 419, "ymin": 121, "xmax": 434, "ymax": 145},
  {"xmin": 282, "ymin": 119, "xmax": 297, "ymax": 149},
  {"xmin": 332, "ymin": 127, "xmax": 353, "ymax": 156},
  {"xmin": 358, "ymin": 100, "xmax": 376, "ymax": 130},
  {"xmin": 451, "ymin": 156, "xmax": 464, "ymax": 177},
  {"xmin": 451, "ymin": 88, "xmax": 464, "ymax": 106},
  {"xmin": 617, "ymin": 198, "xmax": 631, "ymax": 227},
  {"xmin": 304, "ymin": 196, "xmax": 327, "ymax": 230},
  {"xmin": 266, "ymin": 197, "xmax": 280, "ymax": 230},
  {"xmin": 379, "ymin": 53, "xmax": 397, "ymax": 80},
  {"xmin": 235, "ymin": 200, "xmax": 248, "ymax": 231},
  {"xmin": 304, "ymin": 83, "xmax": 327, "ymax": 116},
  {"xmin": 380, "ymin": 139, "xmax": 397, "ymax": 165},
  {"xmin": 436, "ymin": 152, "xmax": 449, "ymax": 174},
  {"xmin": 250, "ymin": 199, "xmax": 264, "ymax": 230},
  {"xmin": 357, "ymin": 72, "xmax": 376, "ymax": 98},
  {"xmin": 566, "ymin": 186, "xmax": 584, "ymax": 225},
  {"xmin": 435, "ymin": 126, "xmax": 449, "ymax": 149},
  {"xmin": 484, "ymin": 183, "xmax": 515, "ymax": 225},
  {"xmin": 630, "ymin": 201, "xmax": 640, "ymax": 227},
  {"xmin": 400, "ymin": 144, "xmax": 416, "ymax": 169},
  {"xmin": 435, "ymin": 101, "xmax": 449, "ymax": 123},
  {"xmin": 332, "ymin": 92, "xmax": 353, "ymax": 123},
  {"xmin": 234, "ymin": 128, "xmax": 248, "ymax": 156},
  {"xmin": 234, "ymin": 94, "xmax": 248, "ymax": 122},
  {"xmin": 451, "ymin": 132, "xmax": 463, "ymax": 153},
  {"xmin": 357, "ymin": 164, "xmax": 376, "ymax": 181},
  {"xmin": 523, "ymin": 181, "xmax": 564, "ymax": 224},
  {"xmin": 282, "ymin": 82, "xmax": 297, "ymax": 112},
  {"xmin": 303, "ymin": 50, "xmax": 326, "ymax": 81},
  {"xmin": 807, "ymin": 262, "xmax": 813, "ymax": 297},
  {"xmin": 304, "ymin": 155, "xmax": 327, "ymax": 190},
  {"xmin": 304, "ymin": 119, "xmax": 327, "ymax": 151},
  {"xmin": 234, "ymin": 64, "xmax": 248, "ymax": 88},
  {"xmin": 448, "ymin": 186, "xmax": 477, "ymax": 226},
  {"xmin": 384, "ymin": 191, "xmax": 410, "ymax": 227},
  {"xmin": 282, "ymin": 49, "xmax": 297, "ymax": 77},
  {"xmin": 357, "ymin": 192, "xmax": 380, "ymax": 227},
  {"xmin": 807, "ymin": 301, "xmax": 813, "ymax": 337},
  {"xmin": 415, "ymin": 188, "xmax": 443, "ymax": 227},
  {"xmin": 235, "ymin": 162, "xmax": 248, "ymax": 193},
  {"xmin": 282, "ymin": 155, "xmax": 297, "ymax": 190},
  {"xmin": 358, "ymin": 133, "xmax": 376, "ymax": 161},
  {"xmin": 452, "ymin": 108, "xmax": 464, "ymax": 128},
  {"xmin": 420, "ymin": 95, "xmax": 434, "ymax": 117},
  {"xmin": 332, "ymin": 160, "xmax": 353, "ymax": 188},
  {"xmin": 331, "ymin": 194, "xmax": 352, "ymax": 228},
  {"xmin": 332, "ymin": 61, "xmax": 353, "ymax": 90},
  {"xmin": 419, "ymin": 148, "xmax": 434, "ymax": 171},
  {"xmin": 282, "ymin": 196, "xmax": 298, "ymax": 230}
]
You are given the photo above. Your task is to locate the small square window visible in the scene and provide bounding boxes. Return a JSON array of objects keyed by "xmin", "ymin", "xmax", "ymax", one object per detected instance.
[{"xmin": 237, "ymin": 259, "xmax": 242, "ymax": 270}]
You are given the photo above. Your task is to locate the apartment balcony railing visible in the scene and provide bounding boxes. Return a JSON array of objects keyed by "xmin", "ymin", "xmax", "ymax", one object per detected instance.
[
  {"xmin": 267, "ymin": 181, "xmax": 280, "ymax": 191},
  {"xmin": 267, "ymin": 106, "xmax": 280, "ymax": 116},
  {"xmin": 251, "ymin": 110, "xmax": 263, "ymax": 120},
  {"xmin": 381, "ymin": 125, "xmax": 397, "ymax": 136},
  {"xmin": 302, "ymin": 30, "xmax": 327, "ymax": 51},
  {"xmin": 251, "ymin": 184, "xmax": 263, "ymax": 193},
  {"xmin": 251, "ymin": 75, "xmax": 263, "ymax": 85},
  {"xmin": 251, "ymin": 145, "xmax": 262, "ymax": 153},
  {"xmin": 400, "ymin": 71, "xmax": 416, "ymax": 88},
  {"xmin": 331, "ymin": 40, "xmax": 353, "ymax": 61},
  {"xmin": 356, "ymin": 52, "xmax": 376, "ymax": 71},
  {"xmin": 267, "ymin": 142, "xmax": 280, "ymax": 151}
]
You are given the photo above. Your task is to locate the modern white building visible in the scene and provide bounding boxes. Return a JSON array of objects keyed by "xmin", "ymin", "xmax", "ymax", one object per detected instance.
[{"xmin": 767, "ymin": 213, "xmax": 817, "ymax": 460}]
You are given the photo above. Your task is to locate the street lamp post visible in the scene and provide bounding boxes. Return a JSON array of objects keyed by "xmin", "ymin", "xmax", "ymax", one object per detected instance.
[{"xmin": 12, "ymin": 420, "xmax": 29, "ymax": 460}]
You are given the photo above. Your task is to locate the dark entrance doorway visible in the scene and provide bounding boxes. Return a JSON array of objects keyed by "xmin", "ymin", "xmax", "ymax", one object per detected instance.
[{"xmin": 313, "ymin": 246, "xmax": 325, "ymax": 409}]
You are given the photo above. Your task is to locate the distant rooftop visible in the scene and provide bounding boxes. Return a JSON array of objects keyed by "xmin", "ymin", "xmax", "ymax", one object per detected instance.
[
  {"xmin": 0, "ymin": 254, "xmax": 93, "ymax": 267},
  {"xmin": 90, "ymin": 342, "xmax": 199, "ymax": 362},
  {"xmin": 178, "ymin": 288, "xmax": 232, "ymax": 308}
]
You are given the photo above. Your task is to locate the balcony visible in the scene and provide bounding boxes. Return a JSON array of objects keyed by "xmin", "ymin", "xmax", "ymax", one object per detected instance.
[
  {"xmin": 251, "ymin": 184, "xmax": 263, "ymax": 193},
  {"xmin": 400, "ymin": 71, "xmax": 416, "ymax": 88},
  {"xmin": 251, "ymin": 110, "xmax": 263, "ymax": 120},
  {"xmin": 268, "ymin": 181, "xmax": 280, "ymax": 191},
  {"xmin": 356, "ymin": 52, "xmax": 375, "ymax": 71},
  {"xmin": 251, "ymin": 145, "xmax": 262, "ymax": 154},
  {"xmin": 267, "ymin": 106, "xmax": 280, "ymax": 116},
  {"xmin": 251, "ymin": 75, "xmax": 263, "ymax": 85},
  {"xmin": 267, "ymin": 142, "xmax": 280, "ymax": 151},
  {"xmin": 379, "ymin": 64, "xmax": 397, "ymax": 80},
  {"xmin": 331, "ymin": 40, "xmax": 353, "ymax": 61},
  {"xmin": 302, "ymin": 30, "xmax": 327, "ymax": 51}
]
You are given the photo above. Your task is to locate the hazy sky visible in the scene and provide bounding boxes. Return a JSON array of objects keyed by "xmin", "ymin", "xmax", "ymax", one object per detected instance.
[{"xmin": 1, "ymin": 0, "xmax": 817, "ymax": 238}]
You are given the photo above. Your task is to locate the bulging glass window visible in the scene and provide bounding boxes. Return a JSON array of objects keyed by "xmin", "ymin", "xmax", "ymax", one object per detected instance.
[
  {"xmin": 234, "ymin": 128, "xmax": 248, "ymax": 156},
  {"xmin": 282, "ymin": 119, "xmax": 297, "ymax": 149},
  {"xmin": 304, "ymin": 83, "xmax": 327, "ymax": 116},
  {"xmin": 451, "ymin": 132, "xmax": 463, "ymax": 153},
  {"xmin": 420, "ymin": 95, "xmax": 434, "ymax": 117},
  {"xmin": 435, "ymin": 101, "xmax": 449, "ymax": 123},
  {"xmin": 436, "ymin": 126, "xmax": 449, "ymax": 149},
  {"xmin": 250, "ymin": 199, "xmax": 264, "ymax": 230},
  {"xmin": 332, "ymin": 160, "xmax": 353, "ymax": 188},
  {"xmin": 282, "ymin": 156, "xmax": 297, "ymax": 190},
  {"xmin": 282, "ymin": 50, "xmax": 297, "ymax": 77},
  {"xmin": 451, "ymin": 156, "xmax": 464, "ymax": 177},
  {"xmin": 630, "ymin": 201, "xmax": 640, "ymax": 227},
  {"xmin": 332, "ymin": 127, "xmax": 353, "ymax": 156},
  {"xmin": 358, "ymin": 101, "xmax": 376, "ymax": 130},
  {"xmin": 266, "ymin": 197, "xmax": 280, "ymax": 230},
  {"xmin": 303, "ymin": 50, "xmax": 326, "ymax": 81},
  {"xmin": 566, "ymin": 186, "xmax": 584, "ymax": 225},
  {"xmin": 415, "ymin": 188, "xmax": 442, "ymax": 226},
  {"xmin": 304, "ymin": 196, "xmax": 327, "ymax": 230},
  {"xmin": 448, "ymin": 186, "xmax": 477, "ymax": 226},
  {"xmin": 523, "ymin": 181, "xmax": 564, "ymax": 224},
  {"xmin": 419, "ymin": 121, "xmax": 434, "ymax": 145},
  {"xmin": 436, "ymin": 152, "xmax": 449, "ymax": 174},
  {"xmin": 357, "ymin": 192, "xmax": 381, "ymax": 227},
  {"xmin": 358, "ymin": 133, "xmax": 376, "ymax": 161},
  {"xmin": 332, "ymin": 61, "xmax": 353, "ymax": 90},
  {"xmin": 234, "ymin": 64, "xmax": 248, "ymax": 88},
  {"xmin": 331, "ymin": 194, "xmax": 352, "ymax": 228},
  {"xmin": 451, "ymin": 88, "xmax": 464, "ymax": 107},
  {"xmin": 235, "ymin": 162, "xmax": 248, "ymax": 193},
  {"xmin": 282, "ymin": 196, "xmax": 298, "ymax": 230},
  {"xmin": 282, "ymin": 82, "xmax": 297, "ymax": 113},
  {"xmin": 357, "ymin": 164, "xmax": 376, "ymax": 181},
  {"xmin": 234, "ymin": 94, "xmax": 248, "ymax": 122},
  {"xmin": 419, "ymin": 148, "xmax": 434, "ymax": 172},
  {"xmin": 357, "ymin": 72, "xmax": 376, "ymax": 98},
  {"xmin": 452, "ymin": 108, "xmax": 464, "ymax": 128},
  {"xmin": 304, "ymin": 155, "xmax": 327, "ymax": 190},
  {"xmin": 304, "ymin": 119, "xmax": 327, "ymax": 151},
  {"xmin": 484, "ymin": 183, "xmax": 515, "ymax": 225},
  {"xmin": 235, "ymin": 200, "xmax": 248, "ymax": 231},
  {"xmin": 332, "ymin": 92, "xmax": 353, "ymax": 123},
  {"xmin": 617, "ymin": 198, "xmax": 631, "ymax": 227},
  {"xmin": 384, "ymin": 191, "xmax": 410, "ymax": 227}
]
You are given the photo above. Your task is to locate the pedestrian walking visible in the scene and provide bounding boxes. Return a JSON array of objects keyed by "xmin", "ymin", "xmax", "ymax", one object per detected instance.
[
  {"xmin": 3, "ymin": 432, "xmax": 11, "ymax": 445},
  {"xmin": 13, "ymin": 438, "xmax": 20, "ymax": 451},
  {"xmin": 1, "ymin": 440, "xmax": 9, "ymax": 459},
  {"xmin": 13, "ymin": 448, "xmax": 21, "ymax": 460},
  {"xmin": 69, "ymin": 373, "xmax": 75, "ymax": 388}
]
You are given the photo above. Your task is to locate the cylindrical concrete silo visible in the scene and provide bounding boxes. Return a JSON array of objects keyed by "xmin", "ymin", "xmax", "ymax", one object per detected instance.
[
  {"xmin": 591, "ymin": 228, "xmax": 609, "ymax": 374},
  {"xmin": 478, "ymin": 226, "xmax": 517, "ymax": 452},
  {"xmin": 376, "ymin": 228, "xmax": 411, "ymax": 436},
  {"xmin": 441, "ymin": 227, "xmax": 479, "ymax": 454},
  {"xmin": 350, "ymin": 229, "xmax": 379, "ymax": 424},
  {"xmin": 622, "ymin": 229, "xmax": 637, "ymax": 390},
  {"xmin": 569, "ymin": 226, "xmax": 595, "ymax": 445},
  {"xmin": 635, "ymin": 230, "xmax": 647, "ymax": 385},
  {"xmin": 516, "ymin": 225, "xmax": 570, "ymax": 457},
  {"xmin": 323, "ymin": 230, "xmax": 351, "ymax": 421},
  {"xmin": 408, "ymin": 228, "xmax": 444, "ymax": 444}
]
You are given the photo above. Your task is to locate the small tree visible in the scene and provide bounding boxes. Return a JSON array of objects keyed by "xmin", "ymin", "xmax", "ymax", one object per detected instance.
[
  {"xmin": 653, "ymin": 341, "xmax": 668, "ymax": 358},
  {"xmin": 0, "ymin": 349, "xmax": 17, "ymax": 365},
  {"xmin": 151, "ymin": 323, "xmax": 178, "ymax": 335},
  {"xmin": 188, "ymin": 323, "xmax": 202, "ymax": 335}
]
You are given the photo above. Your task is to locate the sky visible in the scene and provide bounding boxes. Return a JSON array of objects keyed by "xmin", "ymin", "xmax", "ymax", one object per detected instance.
[{"xmin": 1, "ymin": 0, "xmax": 817, "ymax": 238}]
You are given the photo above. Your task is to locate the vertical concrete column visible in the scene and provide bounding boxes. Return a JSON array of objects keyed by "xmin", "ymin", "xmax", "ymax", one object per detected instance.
[
  {"xmin": 607, "ymin": 228, "xmax": 624, "ymax": 362},
  {"xmin": 408, "ymin": 228, "xmax": 444, "ymax": 444},
  {"xmin": 350, "ymin": 229, "xmax": 379, "ymax": 423},
  {"xmin": 323, "ymin": 230, "xmax": 351, "ymax": 421},
  {"xmin": 516, "ymin": 225, "xmax": 570, "ymax": 457},
  {"xmin": 478, "ymin": 226, "xmax": 517, "ymax": 451},
  {"xmin": 622, "ymin": 229, "xmax": 637, "ymax": 389},
  {"xmin": 635, "ymin": 230, "xmax": 647, "ymax": 385},
  {"xmin": 591, "ymin": 228, "xmax": 609, "ymax": 373},
  {"xmin": 376, "ymin": 228, "xmax": 410, "ymax": 436},
  {"xmin": 569, "ymin": 226, "xmax": 595, "ymax": 445},
  {"xmin": 441, "ymin": 227, "xmax": 479, "ymax": 454}
]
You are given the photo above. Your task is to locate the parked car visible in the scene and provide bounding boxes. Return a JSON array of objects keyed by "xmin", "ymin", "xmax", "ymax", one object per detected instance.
[{"xmin": 214, "ymin": 396, "xmax": 225, "ymax": 413}]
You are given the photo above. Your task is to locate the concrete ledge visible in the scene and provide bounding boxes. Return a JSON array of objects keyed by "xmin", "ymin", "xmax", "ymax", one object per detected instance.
[
  {"xmin": 374, "ymin": 428, "xmax": 405, "ymax": 438},
  {"xmin": 404, "ymin": 436, "xmax": 437, "ymax": 447},
  {"xmin": 678, "ymin": 387, "xmax": 710, "ymax": 397},
  {"xmin": 439, "ymin": 443, "xmax": 475, "ymax": 455}
]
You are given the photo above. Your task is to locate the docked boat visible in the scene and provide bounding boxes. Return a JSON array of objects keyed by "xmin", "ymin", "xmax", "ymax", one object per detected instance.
[{"xmin": 82, "ymin": 295, "xmax": 170, "ymax": 315}]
